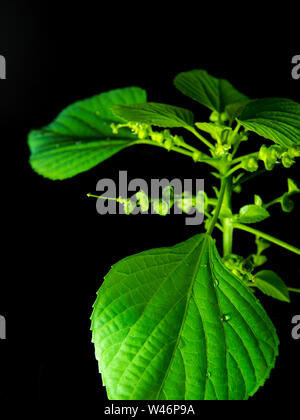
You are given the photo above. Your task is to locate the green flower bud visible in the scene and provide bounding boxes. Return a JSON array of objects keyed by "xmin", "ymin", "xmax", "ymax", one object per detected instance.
[
  {"xmin": 173, "ymin": 135, "xmax": 184, "ymax": 146},
  {"xmin": 177, "ymin": 192, "xmax": 193, "ymax": 214},
  {"xmin": 221, "ymin": 112, "xmax": 229, "ymax": 122},
  {"xmin": 233, "ymin": 184, "xmax": 242, "ymax": 194},
  {"xmin": 137, "ymin": 126, "xmax": 149, "ymax": 140},
  {"xmin": 242, "ymin": 157, "xmax": 259, "ymax": 172},
  {"xmin": 164, "ymin": 138, "xmax": 173, "ymax": 151},
  {"xmin": 151, "ymin": 131, "xmax": 164, "ymax": 143},
  {"xmin": 135, "ymin": 190, "xmax": 150, "ymax": 212},
  {"xmin": 110, "ymin": 123, "xmax": 119, "ymax": 134},
  {"xmin": 192, "ymin": 150, "xmax": 202, "ymax": 162},
  {"xmin": 281, "ymin": 152, "xmax": 295, "ymax": 168},
  {"xmin": 287, "ymin": 145, "xmax": 300, "ymax": 158},
  {"xmin": 209, "ymin": 110, "xmax": 219, "ymax": 122},
  {"xmin": 123, "ymin": 199, "xmax": 135, "ymax": 215},
  {"xmin": 258, "ymin": 144, "xmax": 268, "ymax": 161},
  {"xmin": 152, "ymin": 199, "xmax": 169, "ymax": 216},
  {"xmin": 214, "ymin": 143, "xmax": 230, "ymax": 157},
  {"xmin": 258, "ymin": 145, "xmax": 281, "ymax": 170},
  {"xmin": 281, "ymin": 194, "xmax": 294, "ymax": 212},
  {"xmin": 254, "ymin": 194, "xmax": 263, "ymax": 206}
]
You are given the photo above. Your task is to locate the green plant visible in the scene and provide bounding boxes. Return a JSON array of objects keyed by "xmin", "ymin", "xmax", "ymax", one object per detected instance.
[{"xmin": 28, "ymin": 69, "xmax": 300, "ymax": 400}]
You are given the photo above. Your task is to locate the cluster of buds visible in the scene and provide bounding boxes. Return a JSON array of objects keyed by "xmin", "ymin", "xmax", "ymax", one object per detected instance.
[
  {"xmin": 223, "ymin": 254, "xmax": 254, "ymax": 283},
  {"xmin": 258, "ymin": 144, "xmax": 300, "ymax": 170},
  {"xmin": 111, "ymin": 122, "xmax": 186, "ymax": 153},
  {"xmin": 241, "ymin": 157, "xmax": 259, "ymax": 172}
]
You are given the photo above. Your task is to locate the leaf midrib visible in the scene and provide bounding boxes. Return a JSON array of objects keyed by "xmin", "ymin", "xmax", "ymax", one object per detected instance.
[{"xmin": 155, "ymin": 234, "xmax": 210, "ymax": 399}]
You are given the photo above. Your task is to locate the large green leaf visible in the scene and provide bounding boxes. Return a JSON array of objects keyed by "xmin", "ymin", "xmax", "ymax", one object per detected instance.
[
  {"xmin": 174, "ymin": 70, "xmax": 248, "ymax": 113},
  {"xmin": 237, "ymin": 98, "xmax": 300, "ymax": 148},
  {"xmin": 91, "ymin": 234, "xmax": 278, "ymax": 400},
  {"xmin": 112, "ymin": 102, "xmax": 194, "ymax": 129},
  {"xmin": 28, "ymin": 87, "xmax": 147, "ymax": 180}
]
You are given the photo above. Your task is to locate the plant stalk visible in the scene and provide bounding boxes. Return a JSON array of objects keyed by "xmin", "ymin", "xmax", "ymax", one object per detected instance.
[
  {"xmin": 222, "ymin": 176, "xmax": 233, "ymax": 256},
  {"xmin": 233, "ymin": 223, "xmax": 300, "ymax": 256}
]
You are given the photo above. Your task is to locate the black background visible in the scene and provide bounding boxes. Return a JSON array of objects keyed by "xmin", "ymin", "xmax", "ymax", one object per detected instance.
[{"xmin": 0, "ymin": 1, "xmax": 299, "ymax": 410}]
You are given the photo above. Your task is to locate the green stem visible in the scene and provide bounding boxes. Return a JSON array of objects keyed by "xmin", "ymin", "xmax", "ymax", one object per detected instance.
[
  {"xmin": 288, "ymin": 287, "xmax": 300, "ymax": 294},
  {"xmin": 87, "ymin": 193, "xmax": 120, "ymax": 202},
  {"xmin": 207, "ymin": 177, "xmax": 228, "ymax": 236},
  {"xmin": 230, "ymin": 123, "xmax": 242, "ymax": 158},
  {"xmin": 233, "ymin": 223, "xmax": 300, "ymax": 256},
  {"xmin": 264, "ymin": 198, "xmax": 281, "ymax": 209},
  {"xmin": 232, "ymin": 152, "xmax": 258, "ymax": 165},
  {"xmin": 187, "ymin": 127, "xmax": 214, "ymax": 150},
  {"xmin": 222, "ymin": 176, "xmax": 233, "ymax": 256},
  {"xmin": 234, "ymin": 168, "xmax": 267, "ymax": 186},
  {"xmin": 225, "ymin": 163, "xmax": 243, "ymax": 177}
]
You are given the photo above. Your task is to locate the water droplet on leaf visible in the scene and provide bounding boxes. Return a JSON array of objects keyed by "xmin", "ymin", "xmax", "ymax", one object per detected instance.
[{"xmin": 221, "ymin": 314, "xmax": 231, "ymax": 322}]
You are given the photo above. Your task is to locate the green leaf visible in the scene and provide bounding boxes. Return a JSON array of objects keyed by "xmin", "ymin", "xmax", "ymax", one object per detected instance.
[
  {"xmin": 225, "ymin": 101, "xmax": 251, "ymax": 125},
  {"xmin": 195, "ymin": 122, "xmax": 228, "ymax": 142},
  {"xmin": 91, "ymin": 234, "xmax": 278, "ymax": 400},
  {"xmin": 112, "ymin": 102, "xmax": 194, "ymax": 129},
  {"xmin": 174, "ymin": 70, "xmax": 248, "ymax": 113},
  {"xmin": 238, "ymin": 205, "xmax": 270, "ymax": 224},
  {"xmin": 237, "ymin": 98, "xmax": 300, "ymax": 148},
  {"xmin": 28, "ymin": 87, "xmax": 147, "ymax": 180},
  {"xmin": 254, "ymin": 270, "xmax": 290, "ymax": 303}
]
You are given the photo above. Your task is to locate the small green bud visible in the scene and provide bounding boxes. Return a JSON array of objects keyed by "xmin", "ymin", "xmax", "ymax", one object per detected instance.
[
  {"xmin": 152, "ymin": 199, "xmax": 169, "ymax": 216},
  {"xmin": 258, "ymin": 145, "xmax": 281, "ymax": 170},
  {"xmin": 242, "ymin": 157, "xmax": 259, "ymax": 172},
  {"xmin": 221, "ymin": 112, "xmax": 229, "ymax": 122},
  {"xmin": 239, "ymin": 259, "xmax": 254, "ymax": 274},
  {"xmin": 258, "ymin": 144, "xmax": 268, "ymax": 161},
  {"xmin": 281, "ymin": 152, "xmax": 295, "ymax": 168},
  {"xmin": 110, "ymin": 123, "xmax": 119, "ymax": 134},
  {"xmin": 138, "ymin": 126, "xmax": 149, "ymax": 140},
  {"xmin": 135, "ymin": 190, "xmax": 150, "ymax": 212},
  {"xmin": 287, "ymin": 145, "xmax": 300, "ymax": 158},
  {"xmin": 233, "ymin": 184, "xmax": 242, "ymax": 194},
  {"xmin": 173, "ymin": 135, "xmax": 184, "ymax": 146},
  {"xmin": 192, "ymin": 150, "xmax": 202, "ymax": 162},
  {"xmin": 209, "ymin": 110, "xmax": 219, "ymax": 122},
  {"xmin": 214, "ymin": 143, "xmax": 230, "ymax": 157},
  {"xmin": 164, "ymin": 138, "xmax": 173, "ymax": 151},
  {"xmin": 151, "ymin": 131, "xmax": 164, "ymax": 143},
  {"xmin": 123, "ymin": 199, "xmax": 135, "ymax": 215},
  {"xmin": 254, "ymin": 194, "xmax": 263, "ymax": 206},
  {"xmin": 177, "ymin": 192, "xmax": 193, "ymax": 214},
  {"xmin": 281, "ymin": 194, "xmax": 294, "ymax": 212}
]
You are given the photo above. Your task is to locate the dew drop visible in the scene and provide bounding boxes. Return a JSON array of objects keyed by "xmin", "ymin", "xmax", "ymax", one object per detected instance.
[
  {"xmin": 213, "ymin": 278, "xmax": 219, "ymax": 288},
  {"xmin": 206, "ymin": 372, "xmax": 211, "ymax": 378},
  {"xmin": 221, "ymin": 314, "xmax": 231, "ymax": 322}
]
